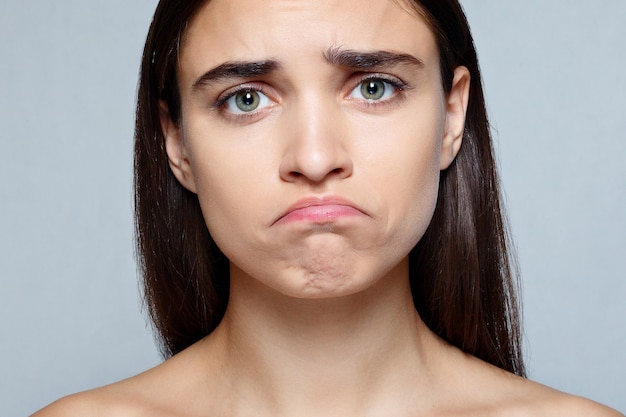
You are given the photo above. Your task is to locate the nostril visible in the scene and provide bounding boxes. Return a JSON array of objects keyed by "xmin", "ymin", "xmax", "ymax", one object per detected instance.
[
  {"xmin": 331, "ymin": 167, "xmax": 351, "ymax": 178},
  {"xmin": 279, "ymin": 146, "xmax": 354, "ymax": 183}
]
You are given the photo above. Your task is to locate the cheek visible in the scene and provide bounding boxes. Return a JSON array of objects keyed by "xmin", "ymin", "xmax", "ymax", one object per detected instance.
[
  {"xmin": 386, "ymin": 145, "xmax": 441, "ymax": 243},
  {"xmin": 184, "ymin": 140, "xmax": 270, "ymax": 256},
  {"xmin": 361, "ymin": 109, "xmax": 444, "ymax": 245},
  {"xmin": 191, "ymin": 168, "xmax": 266, "ymax": 266}
]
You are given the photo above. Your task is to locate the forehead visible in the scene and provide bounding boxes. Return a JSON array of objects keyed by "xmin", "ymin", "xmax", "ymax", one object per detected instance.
[{"xmin": 179, "ymin": 0, "xmax": 437, "ymax": 73}]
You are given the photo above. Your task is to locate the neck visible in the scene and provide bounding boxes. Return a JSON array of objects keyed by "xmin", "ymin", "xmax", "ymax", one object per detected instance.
[{"xmin": 204, "ymin": 259, "xmax": 448, "ymax": 416}]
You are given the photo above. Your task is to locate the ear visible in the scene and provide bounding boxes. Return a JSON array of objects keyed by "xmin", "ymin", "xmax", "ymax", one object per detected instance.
[
  {"xmin": 159, "ymin": 101, "xmax": 197, "ymax": 193},
  {"xmin": 440, "ymin": 66, "xmax": 471, "ymax": 170}
]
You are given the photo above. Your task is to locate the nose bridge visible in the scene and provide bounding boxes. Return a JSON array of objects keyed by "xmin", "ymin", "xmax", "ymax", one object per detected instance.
[{"xmin": 279, "ymin": 89, "xmax": 352, "ymax": 183}]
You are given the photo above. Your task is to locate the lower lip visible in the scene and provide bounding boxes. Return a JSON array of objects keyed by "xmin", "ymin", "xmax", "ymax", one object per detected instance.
[{"xmin": 276, "ymin": 204, "xmax": 364, "ymax": 225}]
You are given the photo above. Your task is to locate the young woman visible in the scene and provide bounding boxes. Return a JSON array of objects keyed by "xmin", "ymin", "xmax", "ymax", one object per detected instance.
[{"xmin": 34, "ymin": 0, "xmax": 623, "ymax": 415}]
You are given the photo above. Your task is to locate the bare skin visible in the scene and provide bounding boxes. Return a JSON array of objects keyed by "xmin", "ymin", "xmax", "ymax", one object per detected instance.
[
  {"xmin": 34, "ymin": 262, "xmax": 622, "ymax": 416},
  {"xmin": 33, "ymin": 0, "xmax": 624, "ymax": 415}
]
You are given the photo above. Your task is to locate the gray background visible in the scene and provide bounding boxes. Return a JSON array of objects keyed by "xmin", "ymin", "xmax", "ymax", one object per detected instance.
[{"xmin": 1, "ymin": 1, "xmax": 624, "ymax": 415}]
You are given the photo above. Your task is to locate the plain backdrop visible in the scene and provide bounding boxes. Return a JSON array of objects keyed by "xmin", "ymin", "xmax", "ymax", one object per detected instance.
[{"xmin": 1, "ymin": 1, "xmax": 624, "ymax": 415}]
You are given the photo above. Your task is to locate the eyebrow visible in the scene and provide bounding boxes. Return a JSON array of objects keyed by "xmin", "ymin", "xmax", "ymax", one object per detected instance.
[
  {"xmin": 323, "ymin": 47, "xmax": 425, "ymax": 71},
  {"xmin": 191, "ymin": 48, "xmax": 424, "ymax": 91},
  {"xmin": 192, "ymin": 60, "xmax": 280, "ymax": 91}
]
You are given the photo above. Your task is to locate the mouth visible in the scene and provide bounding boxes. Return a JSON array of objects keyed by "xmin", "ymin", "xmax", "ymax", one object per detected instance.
[{"xmin": 272, "ymin": 195, "xmax": 368, "ymax": 226}]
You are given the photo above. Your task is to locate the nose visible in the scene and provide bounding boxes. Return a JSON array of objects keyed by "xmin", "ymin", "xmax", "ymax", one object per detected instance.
[{"xmin": 278, "ymin": 96, "xmax": 353, "ymax": 184}]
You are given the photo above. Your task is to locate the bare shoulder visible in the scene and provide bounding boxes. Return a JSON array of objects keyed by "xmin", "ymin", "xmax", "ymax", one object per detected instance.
[
  {"xmin": 488, "ymin": 369, "xmax": 623, "ymax": 416},
  {"xmin": 30, "ymin": 341, "xmax": 217, "ymax": 417},
  {"xmin": 547, "ymin": 394, "xmax": 625, "ymax": 417},
  {"xmin": 30, "ymin": 366, "xmax": 183, "ymax": 417},
  {"xmin": 520, "ymin": 384, "xmax": 624, "ymax": 417},
  {"xmin": 460, "ymin": 355, "xmax": 623, "ymax": 417},
  {"xmin": 30, "ymin": 388, "xmax": 142, "ymax": 417}
]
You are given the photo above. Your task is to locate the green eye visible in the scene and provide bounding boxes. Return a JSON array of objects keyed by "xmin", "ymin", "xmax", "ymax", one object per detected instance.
[
  {"xmin": 220, "ymin": 87, "xmax": 273, "ymax": 117},
  {"xmin": 234, "ymin": 90, "xmax": 261, "ymax": 112},
  {"xmin": 350, "ymin": 78, "xmax": 398, "ymax": 102},
  {"xmin": 360, "ymin": 80, "xmax": 386, "ymax": 100}
]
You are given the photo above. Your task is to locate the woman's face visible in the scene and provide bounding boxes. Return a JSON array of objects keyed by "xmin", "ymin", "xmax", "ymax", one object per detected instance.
[{"xmin": 164, "ymin": 0, "xmax": 469, "ymax": 299}]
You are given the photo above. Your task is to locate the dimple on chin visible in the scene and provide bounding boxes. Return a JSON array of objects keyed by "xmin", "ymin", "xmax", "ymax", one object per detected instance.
[
  {"xmin": 268, "ymin": 233, "xmax": 404, "ymax": 299},
  {"xmin": 267, "ymin": 234, "xmax": 376, "ymax": 298},
  {"xmin": 278, "ymin": 236, "xmax": 351, "ymax": 296}
]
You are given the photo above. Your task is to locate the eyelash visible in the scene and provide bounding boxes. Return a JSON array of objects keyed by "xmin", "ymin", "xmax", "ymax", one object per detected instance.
[
  {"xmin": 212, "ymin": 74, "xmax": 410, "ymax": 122},
  {"xmin": 212, "ymin": 84, "xmax": 274, "ymax": 120},
  {"xmin": 348, "ymin": 74, "xmax": 409, "ymax": 107}
]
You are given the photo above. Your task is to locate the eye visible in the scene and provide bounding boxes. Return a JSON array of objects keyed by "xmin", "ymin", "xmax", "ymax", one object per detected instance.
[
  {"xmin": 349, "ymin": 78, "xmax": 397, "ymax": 101},
  {"xmin": 223, "ymin": 88, "xmax": 272, "ymax": 114}
]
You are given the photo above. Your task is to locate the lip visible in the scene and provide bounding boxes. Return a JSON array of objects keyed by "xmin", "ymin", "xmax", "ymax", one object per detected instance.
[{"xmin": 272, "ymin": 195, "xmax": 367, "ymax": 226}]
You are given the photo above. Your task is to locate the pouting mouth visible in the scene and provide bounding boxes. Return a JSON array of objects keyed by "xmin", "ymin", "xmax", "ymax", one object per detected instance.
[{"xmin": 272, "ymin": 195, "xmax": 367, "ymax": 226}]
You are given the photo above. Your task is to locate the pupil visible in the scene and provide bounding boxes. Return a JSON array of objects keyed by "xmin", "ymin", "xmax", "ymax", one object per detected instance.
[
  {"xmin": 242, "ymin": 92, "xmax": 255, "ymax": 106},
  {"xmin": 366, "ymin": 82, "xmax": 379, "ymax": 95},
  {"xmin": 361, "ymin": 80, "xmax": 385, "ymax": 100},
  {"xmin": 236, "ymin": 90, "xmax": 260, "ymax": 111}
]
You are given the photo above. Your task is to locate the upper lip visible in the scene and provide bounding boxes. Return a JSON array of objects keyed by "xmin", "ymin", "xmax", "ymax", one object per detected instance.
[{"xmin": 272, "ymin": 195, "xmax": 366, "ymax": 225}]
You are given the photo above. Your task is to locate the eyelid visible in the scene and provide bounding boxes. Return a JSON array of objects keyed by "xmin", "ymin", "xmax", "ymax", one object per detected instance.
[
  {"xmin": 345, "ymin": 73, "xmax": 411, "ymax": 102},
  {"xmin": 210, "ymin": 73, "xmax": 410, "ymax": 123},
  {"xmin": 212, "ymin": 82, "xmax": 279, "ymax": 122},
  {"xmin": 214, "ymin": 83, "xmax": 276, "ymax": 109}
]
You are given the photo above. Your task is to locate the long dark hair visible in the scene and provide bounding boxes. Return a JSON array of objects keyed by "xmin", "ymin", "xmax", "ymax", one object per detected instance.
[{"xmin": 134, "ymin": 0, "xmax": 526, "ymax": 377}]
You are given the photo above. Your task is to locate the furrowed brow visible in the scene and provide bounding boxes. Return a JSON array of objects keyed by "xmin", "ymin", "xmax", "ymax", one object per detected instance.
[
  {"xmin": 191, "ymin": 60, "xmax": 280, "ymax": 91},
  {"xmin": 324, "ymin": 47, "xmax": 425, "ymax": 71}
]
